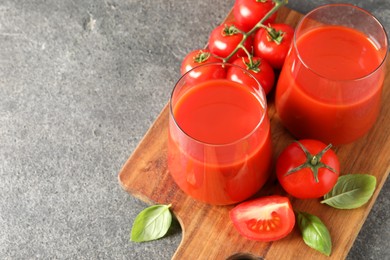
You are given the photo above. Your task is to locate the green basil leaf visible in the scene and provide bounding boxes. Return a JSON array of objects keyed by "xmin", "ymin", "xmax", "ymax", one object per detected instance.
[
  {"xmin": 321, "ymin": 174, "xmax": 376, "ymax": 209},
  {"xmin": 130, "ymin": 204, "xmax": 172, "ymax": 242},
  {"xmin": 296, "ymin": 211, "xmax": 332, "ymax": 256}
]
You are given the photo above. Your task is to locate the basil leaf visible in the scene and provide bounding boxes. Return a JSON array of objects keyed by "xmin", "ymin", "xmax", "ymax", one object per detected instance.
[
  {"xmin": 321, "ymin": 174, "xmax": 376, "ymax": 209},
  {"xmin": 130, "ymin": 204, "xmax": 172, "ymax": 242},
  {"xmin": 296, "ymin": 211, "xmax": 332, "ymax": 256}
]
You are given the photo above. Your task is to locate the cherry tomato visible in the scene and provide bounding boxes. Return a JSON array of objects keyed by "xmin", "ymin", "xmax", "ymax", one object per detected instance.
[
  {"xmin": 276, "ymin": 140, "xmax": 340, "ymax": 199},
  {"xmin": 180, "ymin": 50, "xmax": 226, "ymax": 85},
  {"xmin": 254, "ymin": 23, "xmax": 295, "ymax": 69},
  {"xmin": 227, "ymin": 56, "xmax": 275, "ymax": 95},
  {"xmin": 180, "ymin": 49, "xmax": 221, "ymax": 75},
  {"xmin": 230, "ymin": 195, "xmax": 295, "ymax": 242},
  {"xmin": 233, "ymin": 0, "xmax": 277, "ymax": 32},
  {"xmin": 208, "ymin": 23, "xmax": 253, "ymax": 60}
]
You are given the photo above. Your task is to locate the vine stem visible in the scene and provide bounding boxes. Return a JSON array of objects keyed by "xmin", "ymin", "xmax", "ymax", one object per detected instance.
[{"xmin": 222, "ymin": 0, "xmax": 288, "ymax": 63}]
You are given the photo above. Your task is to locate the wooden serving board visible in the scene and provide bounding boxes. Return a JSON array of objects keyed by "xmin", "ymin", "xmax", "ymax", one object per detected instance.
[{"xmin": 119, "ymin": 7, "xmax": 390, "ymax": 260}]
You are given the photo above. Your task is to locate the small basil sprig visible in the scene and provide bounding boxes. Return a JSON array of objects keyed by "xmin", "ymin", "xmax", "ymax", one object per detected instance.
[
  {"xmin": 130, "ymin": 204, "xmax": 172, "ymax": 242},
  {"xmin": 321, "ymin": 174, "xmax": 376, "ymax": 209},
  {"xmin": 296, "ymin": 211, "xmax": 332, "ymax": 256}
]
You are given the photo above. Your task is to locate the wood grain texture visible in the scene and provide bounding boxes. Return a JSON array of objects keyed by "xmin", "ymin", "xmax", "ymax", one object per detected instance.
[{"xmin": 119, "ymin": 6, "xmax": 390, "ymax": 260}]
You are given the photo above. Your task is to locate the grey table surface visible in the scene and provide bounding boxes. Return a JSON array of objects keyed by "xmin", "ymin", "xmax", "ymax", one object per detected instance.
[{"xmin": 1, "ymin": 0, "xmax": 389, "ymax": 259}]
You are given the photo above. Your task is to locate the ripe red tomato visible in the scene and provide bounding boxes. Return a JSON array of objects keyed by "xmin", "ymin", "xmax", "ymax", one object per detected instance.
[
  {"xmin": 230, "ymin": 195, "xmax": 295, "ymax": 242},
  {"xmin": 276, "ymin": 140, "xmax": 340, "ymax": 199},
  {"xmin": 254, "ymin": 23, "xmax": 295, "ymax": 69},
  {"xmin": 180, "ymin": 50, "xmax": 226, "ymax": 85},
  {"xmin": 180, "ymin": 49, "xmax": 221, "ymax": 75},
  {"xmin": 227, "ymin": 56, "xmax": 275, "ymax": 95},
  {"xmin": 208, "ymin": 23, "xmax": 253, "ymax": 60},
  {"xmin": 233, "ymin": 0, "xmax": 277, "ymax": 32}
]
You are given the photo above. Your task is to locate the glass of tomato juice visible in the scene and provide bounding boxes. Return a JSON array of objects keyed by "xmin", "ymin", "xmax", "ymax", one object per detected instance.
[
  {"xmin": 275, "ymin": 4, "xmax": 388, "ymax": 145},
  {"xmin": 168, "ymin": 63, "xmax": 272, "ymax": 205}
]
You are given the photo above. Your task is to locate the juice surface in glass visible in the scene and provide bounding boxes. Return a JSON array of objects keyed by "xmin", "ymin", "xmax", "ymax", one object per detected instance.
[
  {"xmin": 276, "ymin": 25, "xmax": 385, "ymax": 145},
  {"xmin": 168, "ymin": 78, "xmax": 271, "ymax": 205}
]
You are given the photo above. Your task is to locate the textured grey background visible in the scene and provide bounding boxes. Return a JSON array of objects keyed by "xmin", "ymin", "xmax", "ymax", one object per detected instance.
[{"xmin": 0, "ymin": 0, "xmax": 388, "ymax": 259}]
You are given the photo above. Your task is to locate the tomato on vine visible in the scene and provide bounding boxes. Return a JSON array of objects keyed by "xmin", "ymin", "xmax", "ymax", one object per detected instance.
[
  {"xmin": 180, "ymin": 49, "xmax": 221, "ymax": 75},
  {"xmin": 227, "ymin": 57, "xmax": 275, "ymax": 95},
  {"xmin": 276, "ymin": 140, "xmax": 340, "ymax": 199},
  {"xmin": 230, "ymin": 195, "xmax": 295, "ymax": 242},
  {"xmin": 180, "ymin": 50, "xmax": 226, "ymax": 85},
  {"xmin": 208, "ymin": 23, "xmax": 253, "ymax": 60},
  {"xmin": 254, "ymin": 23, "xmax": 295, "ymax": 69},
  {"xmin": 233, "ymin": 0, "xmax": 278, "ymax": 32}
]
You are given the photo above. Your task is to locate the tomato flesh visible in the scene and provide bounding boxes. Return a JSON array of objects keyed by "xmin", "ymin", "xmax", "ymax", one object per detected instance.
[{"xmin": 230, "ymin": 196, "xmax": 295, "ymax": 242}]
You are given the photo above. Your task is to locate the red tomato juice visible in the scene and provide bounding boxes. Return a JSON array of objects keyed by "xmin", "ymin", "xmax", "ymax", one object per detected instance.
[
  {"xmin": 276, "ymin": 25, "xmax": 385, "ymax": 145},
  {"xmin": 168, "ymin": 79, "xmax": 272, "ymax": 205}
]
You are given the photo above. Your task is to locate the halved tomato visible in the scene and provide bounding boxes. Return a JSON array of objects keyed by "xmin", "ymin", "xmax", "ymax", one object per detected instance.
[{"xmin": 229, "ymin": 195, "xmax": 295, "ymax": 242}]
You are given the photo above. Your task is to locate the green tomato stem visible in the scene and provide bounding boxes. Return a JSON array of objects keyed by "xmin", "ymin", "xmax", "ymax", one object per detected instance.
[
  {"xmin": 311, "ymin": 156, "xmax": 319, "ymax": 166},
  {"xmin": 241, "ymin": 45, "xmax": 253, "ymax": 65},
  {"xmin": 194, "ymin": 51, "xmax": 211, "ymax": 63}
]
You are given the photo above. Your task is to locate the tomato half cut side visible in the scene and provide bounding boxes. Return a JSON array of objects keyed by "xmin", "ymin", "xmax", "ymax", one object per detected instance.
[{"xmin": 229, "ymin": 195, "xmax": 295, "ymax": 242}]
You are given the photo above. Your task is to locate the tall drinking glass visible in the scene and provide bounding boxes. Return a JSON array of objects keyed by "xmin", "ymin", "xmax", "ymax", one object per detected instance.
[
  {"xmin": 275, "ymin": 4, "xmax": 388, "ymax": 145},
  {"xmin": 168, "ymin": 63, "xmax": 272, "ymax": 205}
]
